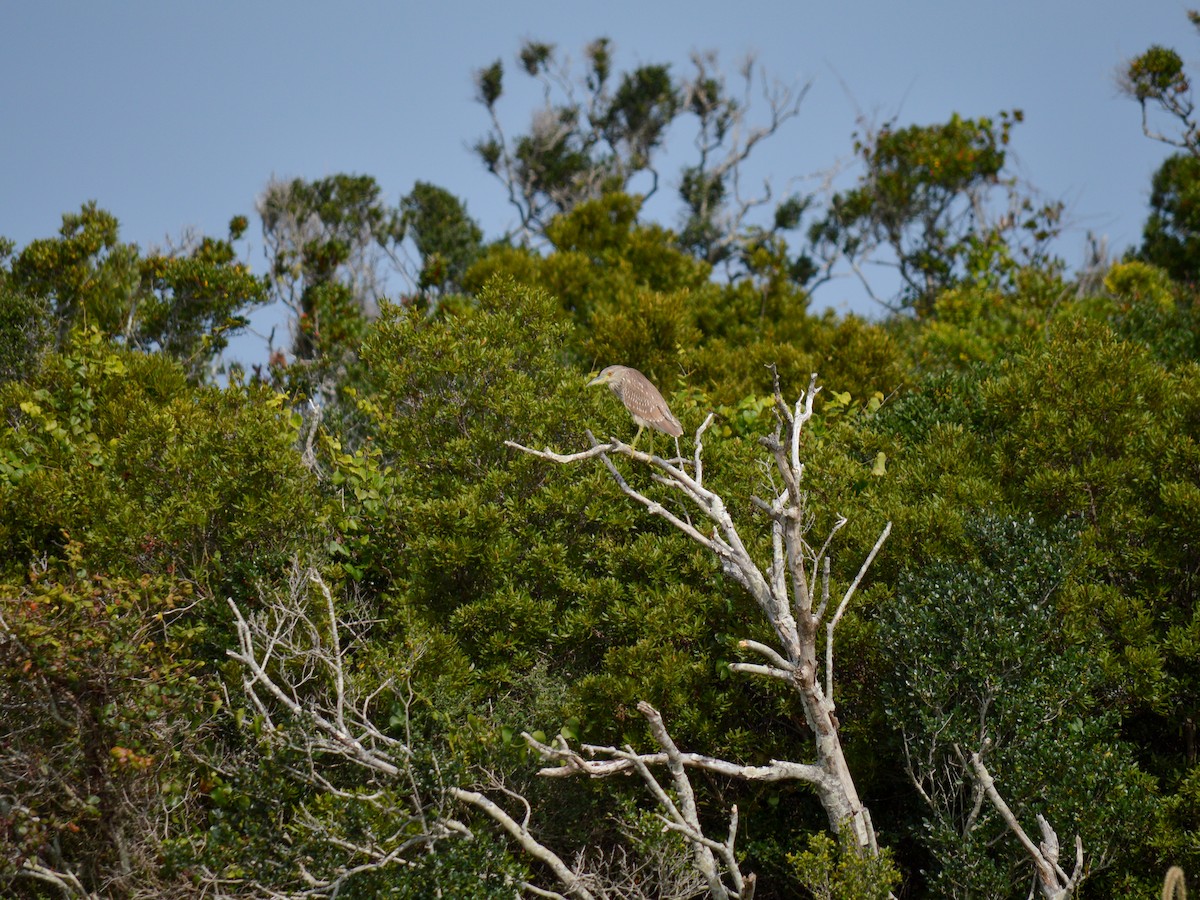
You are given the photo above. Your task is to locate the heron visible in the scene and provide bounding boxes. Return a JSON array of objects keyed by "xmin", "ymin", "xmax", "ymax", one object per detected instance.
[{"xmin": 588, "ymin": 365, "xmax": 682, "ymax": 455}]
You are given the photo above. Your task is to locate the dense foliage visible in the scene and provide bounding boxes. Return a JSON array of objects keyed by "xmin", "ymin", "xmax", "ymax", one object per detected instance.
[{"xmin": 4, "ymin": 20, "xmax": 1200, "ymax": 899}]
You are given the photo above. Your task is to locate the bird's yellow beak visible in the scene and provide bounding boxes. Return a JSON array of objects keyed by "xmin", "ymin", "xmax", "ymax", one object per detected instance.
[{"xmin": 587, "ymin": 372, "xmax": 606, "ymax": 387}]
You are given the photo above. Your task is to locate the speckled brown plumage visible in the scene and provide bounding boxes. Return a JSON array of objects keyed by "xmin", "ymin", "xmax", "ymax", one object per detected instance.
[{"xmin": 588, "ymin": 365, "xmax": 682, "ymax": 445}]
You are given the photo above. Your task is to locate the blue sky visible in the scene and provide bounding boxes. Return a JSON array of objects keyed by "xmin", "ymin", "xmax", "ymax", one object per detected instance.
[{"xmin": 1, "ymin": 1, "xmax": 1193, "ymax": 362}]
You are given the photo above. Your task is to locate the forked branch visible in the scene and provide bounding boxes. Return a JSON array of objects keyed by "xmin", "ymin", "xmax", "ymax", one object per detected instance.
[
  {"xmin": 965, "ymin": 749, "xmax": 1085, "ymax": 900},
  {"xmin": 525, "ymin": 703, "xmax": 757, "ymax": 900}
]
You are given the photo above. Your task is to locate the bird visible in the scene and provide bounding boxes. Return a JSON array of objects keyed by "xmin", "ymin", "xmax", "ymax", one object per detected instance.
[{"xmin": 588, "ymin": 365, "xmax": 682, "ymax": 452}]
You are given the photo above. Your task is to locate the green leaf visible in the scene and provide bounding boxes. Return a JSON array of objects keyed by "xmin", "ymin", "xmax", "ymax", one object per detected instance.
[{"xmin": 871, "ymin": 451, "xmax": 887, "ymax": 476}]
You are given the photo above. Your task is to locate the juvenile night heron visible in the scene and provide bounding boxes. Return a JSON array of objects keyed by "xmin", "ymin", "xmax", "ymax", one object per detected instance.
[{"xmin": 588, "ymin": 365, "xmax": 682, "ymax": 451}]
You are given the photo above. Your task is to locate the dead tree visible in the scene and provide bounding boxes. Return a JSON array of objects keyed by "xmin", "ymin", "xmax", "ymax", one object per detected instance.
[{"xmin": 507, "ymin": 371, "xmax": 891, "ymax": 853}]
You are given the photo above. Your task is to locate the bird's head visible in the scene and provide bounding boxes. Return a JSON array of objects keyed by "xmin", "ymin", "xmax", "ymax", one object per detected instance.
[{"xmin": 587, "ymin": 366, "xmax": 623, "ymax": 388}]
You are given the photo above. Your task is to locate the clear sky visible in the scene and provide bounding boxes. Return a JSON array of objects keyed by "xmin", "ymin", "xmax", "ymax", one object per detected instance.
[{"xmin": 1, "ymin": 1, "xmax": 1193, "ymax": 362}]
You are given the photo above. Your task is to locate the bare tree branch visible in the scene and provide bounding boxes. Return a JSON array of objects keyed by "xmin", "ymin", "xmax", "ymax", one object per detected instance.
[
  {"xmin": 526, "ymin": 730, "xmax": 830, "ymax": 789},
  {"xmin": 451, "ymin": 788, "xmax": 600, "ymax": 900},
  {"xmin": 964, "ymin": 749, "xmax": 1086, "ymax": 900},
  {"xmin": 16, "ymin": 860, "xmax": 98, "ymax": 900},
  {"xmin": 825, "ymin": 521, "xmax": 892, "ymax": 703},
  {"xmin": 522, "ymin": 704, "xmax": 760, "ymax": 899}
]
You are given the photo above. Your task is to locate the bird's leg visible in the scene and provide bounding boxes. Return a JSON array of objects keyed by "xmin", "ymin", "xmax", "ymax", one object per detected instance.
[{"xmin": 630, "ymin": 423, "xmax": 645, "ymax": 450}]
